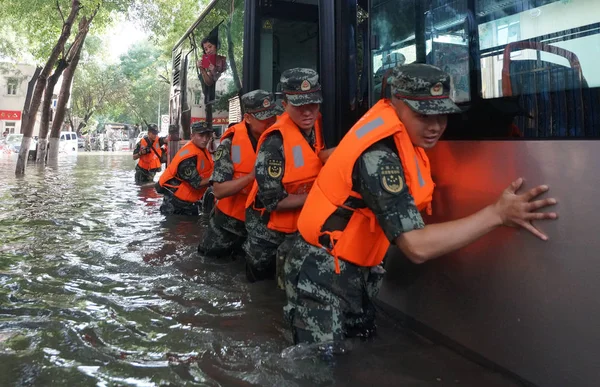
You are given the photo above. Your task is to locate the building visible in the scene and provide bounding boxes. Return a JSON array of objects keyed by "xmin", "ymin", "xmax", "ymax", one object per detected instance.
[{"xmin": 0, "ymin": 62, "xmax": 69, "ymax": 138}]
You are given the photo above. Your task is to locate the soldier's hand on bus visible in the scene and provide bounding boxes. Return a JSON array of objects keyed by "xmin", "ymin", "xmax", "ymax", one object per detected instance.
[{"xmin": 493, "ymin": 178, "xmax": 558, "ymax": 240}]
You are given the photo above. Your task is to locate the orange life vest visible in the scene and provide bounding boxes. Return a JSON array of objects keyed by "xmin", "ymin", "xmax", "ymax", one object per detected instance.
[
  {"xmin": 297, "ymin": 99, "xmax": 435, "ymax": 272},
  {"xmin": 158, "ymin": 141, "xmax": 214, "ymax": 203},
  {"xmin": 137, "ymin": 136, "xmax": 162, "ymax": 171},
  {"xmin": 246, "ymin": 112, "xmax": 325, "ymax": 233},
  {"xmin": 215, "ymin": 122, "xmax": 257, "ymax": 221}
]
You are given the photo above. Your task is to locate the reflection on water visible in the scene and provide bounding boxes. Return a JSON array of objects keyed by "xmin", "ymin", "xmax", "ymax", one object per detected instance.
[{"xmin": 0, "ymin": 153, "xmax": 517, "ymax": 386}]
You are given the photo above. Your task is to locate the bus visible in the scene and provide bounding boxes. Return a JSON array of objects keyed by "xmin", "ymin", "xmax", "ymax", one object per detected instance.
[{"xmin": 170, "ymin": 1, "xmax": 600, "ymax": 386}]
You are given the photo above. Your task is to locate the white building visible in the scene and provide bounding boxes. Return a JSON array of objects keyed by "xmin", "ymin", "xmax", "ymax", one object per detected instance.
[{"xmin": 0, "ymin": 62, "xmax": 69, "ymax": 138}]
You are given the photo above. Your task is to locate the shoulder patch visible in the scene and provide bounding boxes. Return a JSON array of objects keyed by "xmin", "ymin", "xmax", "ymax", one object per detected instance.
[
  {"xmin": 214, "ymin": 146, "xmax": 223, "ymax": 161},
  {"xmin": 182, "ymin": 164, "xmax": 196, "ymax": 178},
  {"xmin": 267, "ymin": 159, "xmax": 283, "ymax": 179},
  {"xmin": 379, "ymin": 164, "xmax": 404, "ymax": 194}
]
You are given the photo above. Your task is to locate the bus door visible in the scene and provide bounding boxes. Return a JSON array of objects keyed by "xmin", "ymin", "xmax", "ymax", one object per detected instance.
[{"xmin": 247, "ymin": 0, "xmax": 320, "ymax": 108}]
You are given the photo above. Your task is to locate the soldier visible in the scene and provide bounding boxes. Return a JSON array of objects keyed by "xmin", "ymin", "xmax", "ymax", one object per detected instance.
[
  {"xmin": 198, "ymin": 90, "xmax": 280, "ymax": 258},
  {"xmin": 156, "ymin": 121, "xmax": 214, "ymax": 216},
  {"xmin": 133, "ymin": 124, "xmax": 167, "ymax": 184},
  {"xmin": 284, "ymin": 63, "xmax": 559, "ymax": 349},
  {"xmin": 243, "ymin": 68, "xmax": 336, "ymax": 283}
]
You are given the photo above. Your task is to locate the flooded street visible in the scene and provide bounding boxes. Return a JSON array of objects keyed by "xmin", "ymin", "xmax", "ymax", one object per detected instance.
[{"xmin": 0, "ymin": 153, "xmax": 519, "ymax": 386}]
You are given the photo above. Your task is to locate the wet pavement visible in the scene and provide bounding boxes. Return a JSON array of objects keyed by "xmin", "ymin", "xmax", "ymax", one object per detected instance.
[{"xmin": 0, "ymin": 152, "xmax": 521, "ymax": 386}]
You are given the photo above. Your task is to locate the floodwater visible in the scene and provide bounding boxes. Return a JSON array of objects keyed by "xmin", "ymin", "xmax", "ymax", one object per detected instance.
[{"xmin": 0, "ymin": 152, "xmax": 520, "ymax": 386}]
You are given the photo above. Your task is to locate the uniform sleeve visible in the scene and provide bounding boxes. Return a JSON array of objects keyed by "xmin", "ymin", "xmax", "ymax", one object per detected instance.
[
  {"xmin": 133, "ymin": 141, "xmax": 141, "ymax": 155},
  {"xmin": 159, "ymin": 136, "xmax": 168, "ymax": 146},
  {"xmin": 254, "ymin": 132, "xmax": 287, "ymax": 212},
  {"xmin": 354, "ymin": 142, "xmax": 425, "ymax": 242},
  {"xmin": 177, "ymin": 156, "xmax": 203, "ymax": 189},
  {"xmin": 210, "ymin": 137, "xmax": 234, "ymax": 183}
]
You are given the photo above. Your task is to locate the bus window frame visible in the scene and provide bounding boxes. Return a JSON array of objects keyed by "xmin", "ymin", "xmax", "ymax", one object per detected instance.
[{"xmin": 368, "ymin": 0, "xmax": 600, "ymax": 139}]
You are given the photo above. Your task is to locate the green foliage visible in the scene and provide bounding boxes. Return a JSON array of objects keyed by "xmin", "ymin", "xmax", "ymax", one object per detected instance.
[
  {"xmin": 0, "ymin": 0, "xmax": 129, "ymax": 63},
  {"xmin": 71, "ymin": 39, "xmax": 170, "ymax": 128},
  {"xmin": 130, "ymin": 0, "xmax": 207, "ymax": 61}
]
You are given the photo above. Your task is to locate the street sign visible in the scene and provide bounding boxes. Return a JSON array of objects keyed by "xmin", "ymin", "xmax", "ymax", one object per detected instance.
[{"xmin": 161, "ymin": 115, "xmax": 169, "ymax": 132}]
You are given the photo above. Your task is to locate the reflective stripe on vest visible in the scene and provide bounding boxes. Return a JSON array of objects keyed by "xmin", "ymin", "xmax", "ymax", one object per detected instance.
[
  {"xmin": 297, "ymin": 99, "xmax": 434, "ymax": 271},
  {"xmin": 232, "ymin": 145, "xmax": 241, "ymax": 164}
]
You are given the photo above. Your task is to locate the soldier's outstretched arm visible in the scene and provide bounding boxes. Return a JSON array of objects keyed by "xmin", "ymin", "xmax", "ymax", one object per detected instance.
[
  {"xmin": 275, "ymin": 193, "xmax": 309, "ymax": 211},
  {"xmin": 318, "ymin": 147, "xmax": 337, "ymax": 164},
  {"xmin": 395, "ymin": 178, "xmax": 558, "ymax": 264},
  {"xmin": 211, "ymin": 139, "xmax": 255, "ymax": 200},
  {"xmin": 213, "ymin": 173, "xmax": 255, "ymax": 200}
]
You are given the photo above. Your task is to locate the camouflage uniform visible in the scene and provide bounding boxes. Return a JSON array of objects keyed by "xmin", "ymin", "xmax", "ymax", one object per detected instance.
[
  {"xmin": 283, "ymin": 63, "xmax": 462, "ymax": 346},
  {"xmin": 243, "ymin": 129, "xmax": 316, "ymax": 277},
  {"xmin": 243, "ymin": 68, "xmax": 323, "ymax": 282},
  {"xmin": 199, "ymin": 90, "xmax": 280, "ymax": 257},
  {"xmin": 158, "ymin": 122, "xmax": 214, "ymax": 216},
  {"xmin": 133, "ymin": 125, "xmax": 167, "ymax": 184}
]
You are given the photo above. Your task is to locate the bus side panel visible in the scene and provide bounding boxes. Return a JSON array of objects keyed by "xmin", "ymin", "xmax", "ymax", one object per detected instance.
[{"xmin": 378, "ymin": 140, "xmax": 600, "ymax": 387}]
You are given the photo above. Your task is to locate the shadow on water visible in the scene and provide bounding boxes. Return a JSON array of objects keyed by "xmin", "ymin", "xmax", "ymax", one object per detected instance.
[{"xmin": 0, "ymin": 153, "xmax": 518, "ymax": 387}]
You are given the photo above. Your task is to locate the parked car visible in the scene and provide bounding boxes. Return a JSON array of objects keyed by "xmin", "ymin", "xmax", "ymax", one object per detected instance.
[
  {"xmin": 59, "ymin": 131, "xmax": 78, "ymax": 153},
  {"xmin": 136, "ymin": 131, "xmax": 147, "ymax": 144},
  {"xmin": 2, "ymin": 134, "xmax": 37, "ymax": 160},
  {"xmin": 113, "ymin": 133, "xmax": 130, "ymax": 151}
]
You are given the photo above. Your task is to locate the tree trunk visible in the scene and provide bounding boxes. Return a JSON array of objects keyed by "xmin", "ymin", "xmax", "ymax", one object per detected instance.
[
  {"xmin": 19, "ymin": 67, "xmax": 42, "ymax": 135},
  {"xmin": 47, "ymin": 137, "xmax": 60, "ymax": 165},
  {"xmin": 48, "ymin": 16, "xmax": 91, "ymax": 162},
  {"xmin": 37, "ymin": 59, "xmax": 69, "ymax": 163},
  {"xmin": 15, "ymin": 0, "xmax": 81, "ymax": 175}
]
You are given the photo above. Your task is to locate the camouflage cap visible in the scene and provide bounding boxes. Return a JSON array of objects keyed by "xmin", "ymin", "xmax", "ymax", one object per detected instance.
[
  {"xmin": 147, "ymin": 123, "xmax": 159, "ymax": 134},
  {"xmin": 242, "ymin": 89, "xmax": 281, "ymax": 120},
  {"xmin": 280, "ymin": 68, "xmax": 323, "ymax": 106},
  {"xmin": 191, "ymin": 121, "xmax": 214, "ymax": 134},
  {"xmin": 390, "ymin": 63, "xmax": 462, "ymax": 115}
]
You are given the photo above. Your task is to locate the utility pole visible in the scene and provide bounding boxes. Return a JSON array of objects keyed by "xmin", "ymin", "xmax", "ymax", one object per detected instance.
[{"xmin": 157, "ymin": 92, "xmax": 161, "ymax": 126}]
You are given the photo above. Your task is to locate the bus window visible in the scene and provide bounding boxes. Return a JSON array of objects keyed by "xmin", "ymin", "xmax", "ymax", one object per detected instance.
[
  {"xmin": 478, "ymin": 0, "xmax": 600, "ymax": 99},
  {"xmin": 477, "ymin": 0, "xmax": 600, "ymax": 137},
  {"xmin": 370, "ymin": 0, "xmax": 417, "ymax": 104},
  {"xmin": 424, "ymin": 0, "xmax": 471, "ymax": 103}
]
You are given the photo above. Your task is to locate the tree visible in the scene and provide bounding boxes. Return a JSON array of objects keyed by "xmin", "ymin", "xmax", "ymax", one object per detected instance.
[
  {"xmin": 36, "ymin": 59, "xmax": 69, "ymax": 162},
  {"xmin": 118, "ymin": 40, "xmax": 170, "ymax": 125},
  {"xmin": 48, "ymin": 11, "xmax": 97, "ymax": 161},
  {"xmin": 13, "ymin": 0, "xmax": 82, "ymax": 175},
  {"xmin": 68, "ymin": 63, "xmax": 126, "ymax": 134}
]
